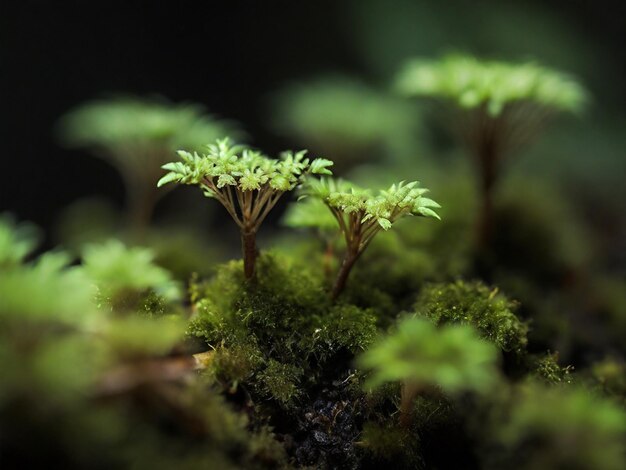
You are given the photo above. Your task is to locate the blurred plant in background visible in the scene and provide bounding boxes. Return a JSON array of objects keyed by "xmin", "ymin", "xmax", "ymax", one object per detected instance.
[
  {"xmin": 58, "ymin": 96, "xmax": 242, "ymax": 238},
  {"xmin": 270, "ymin": 77, "xmax": 422, "ymax": 171},
  {"xmin": 395, "ymin": 55, "xmax": 586, "ymax": 262}
]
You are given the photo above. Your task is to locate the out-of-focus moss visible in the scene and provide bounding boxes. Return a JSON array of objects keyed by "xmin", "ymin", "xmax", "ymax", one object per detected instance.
[
  {"xmin": 480, "ymin": 382, "xmax": 626, "ymax": 470},
  {"xmin": 590, "ymin": 358, "xmax": 626, "ymax": 405},
  {"xmin": 412, "ymin": 280, "xmax": 528, "ymax": 356},
  {"xmin": 529, "ymin": 351, "xmax": 574, "ymax": 385}
]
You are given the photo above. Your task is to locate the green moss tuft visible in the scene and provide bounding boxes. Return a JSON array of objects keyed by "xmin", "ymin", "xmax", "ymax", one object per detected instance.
[
  {"xmin": 530, "ymin": 351, "xmax": 574, "ymax": 385},
  {"xmin": 412, "ymin": 280, "xmax": 528, "ymax": 355},
  {"xmin": 257, "ymin": 359, "xmax": 304, "ymax": 405}
]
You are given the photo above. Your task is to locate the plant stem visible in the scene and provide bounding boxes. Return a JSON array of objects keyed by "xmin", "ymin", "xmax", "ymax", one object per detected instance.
[
  {"xmin": 241, "ymin": 228, "xmax": 257, "ymax": 281},
  {"xmin": 475, "ymin": 115, "xmax": 500, "ymax": 254},
  {"xmin": 399, "ymin": 381, "xmax": 420, "ymax": 428},
  {"xmin": 331, "ymin": 248, "xmax": 359, "ymax": 301}
]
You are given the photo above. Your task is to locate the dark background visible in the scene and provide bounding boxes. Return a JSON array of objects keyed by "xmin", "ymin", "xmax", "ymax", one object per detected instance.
[{"xmin": 1, "ymin": 0, "xmax": 624, "ymax": 236}]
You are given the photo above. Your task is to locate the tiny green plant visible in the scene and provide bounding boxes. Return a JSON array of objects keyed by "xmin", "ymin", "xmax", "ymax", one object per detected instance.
[
  {"xmin": 395, "ymin": 55, "xmax": 586, "ymax": 251},
  {"xmin": 301, "ymin": 178, "xmax": 440, "ymax": 300},
  {"xmin": 358, "ymin": 317, "xmax": 499, "ymax": 427},
  {"xmin": 58, "ymin": 96, "xmax": 239, "ymax": 237},
  {"xmin": 157, "ymin": 138, "xmax": 333, "ymax": 280}
]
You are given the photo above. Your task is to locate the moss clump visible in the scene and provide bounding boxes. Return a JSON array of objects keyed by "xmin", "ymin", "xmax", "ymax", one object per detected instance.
[
  {"xmin": 529, "ymin": 351, "xmax": 574, "ymax": 385},
  {"xmin": 412, "ymin": 280, "xmax": 528, "ymax": 356},
  {"xmin": 189, "ymin": 252, "xmax": 378, "ymax": 406},
  {"xmin": 257, "ymin": 359, "xmax": 304, "ymax": 405}
]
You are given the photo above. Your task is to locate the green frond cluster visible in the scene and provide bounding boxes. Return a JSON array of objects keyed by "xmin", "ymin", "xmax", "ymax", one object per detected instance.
[
  {"xmin": 302, "ymin": 177, "xmax": 440, "ymax": 298},
  {"xmin": 59, "ymin": 96, "xmax": 239, "ymax": 151},
  {"xmin": 158, "ymin": 137, "xmax": 333, "ymax": 279},
  {"xmin": 0, "ymin": 214, "xmax": 39, "ymax": 268},
  {"xmin": 412, "ymin": 280, "xmax": 528, "ymax": 355},
  {"xmin": 358, "ymin": 317, "xmax": 500, "ymax": 394},
  {"xmin": 395, "ymin": 54, "xmax": 587, "ymax": 116},
  {"xmin": 158, "ymin": 138, "xmax": 333, "ymax": 195},
  {"xmin": 305, "ymin": 178, "xmax": 440, "ymax": 234},
  {"xmin": 487, "ymin": 383, "xmax": 626, "ymax": 470}
]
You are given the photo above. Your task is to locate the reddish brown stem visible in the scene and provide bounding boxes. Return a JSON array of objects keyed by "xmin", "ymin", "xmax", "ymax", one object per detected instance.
[
  {"xmin": 331, "ymin": 248, "xmax": 359, "ymax": 301},
  {"xmin": 241, "ymin": 229, "xmax": 258, "ymax": 281}
]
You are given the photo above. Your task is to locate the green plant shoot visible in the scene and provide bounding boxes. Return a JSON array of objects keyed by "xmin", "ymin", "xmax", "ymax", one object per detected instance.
[
  {"xmin": 158, "ymin": 138, "xmax": 333, "ymax": 280},
  {"xmin": 302, "ymin": 178, "xmax": 440, "ymax": 299}
]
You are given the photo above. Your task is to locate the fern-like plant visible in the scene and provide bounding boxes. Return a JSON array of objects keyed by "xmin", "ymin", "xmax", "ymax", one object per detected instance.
[
  {"xmin": 157, "ymin": 138, "xmax": 333, "ymax": 280},
  {"xmin": 395, "ymin": 55, "xmax": 586, "ymax": 252},
  {"xmin": 58, "ymin": 96, "xmax": 239, "ymax": 237},
  {"xmin": 358, "ymin": 317, "xmax": 499, "ymax": 427},
  {"xmin": 301, "ymin": 178, "xmax": 440, "ymax": 299}
]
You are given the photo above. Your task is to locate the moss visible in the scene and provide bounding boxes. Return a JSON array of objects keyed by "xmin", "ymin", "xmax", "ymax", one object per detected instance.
[
  {"xmin": 412, "ymin": 280, "xmax": 528, "ymax": 356},
  {"xmin": 257, "ymin": 359, "xmax": 304, "ymax": 405},
  {"xmin": 529, "ymin": 351, "xmax": 574, "ymax": 385},
  {"xmin": 189, "ymin": 252, "xmax": 378, "ymax": 407},
  {"xmin": 590, "ymin": 358, "xmax": 626, "ymax": 405},
  {"xmin": 361, "ymin": 421, "xmax": 424, "ymax": 468},
  {"xmin": 208, "ymin": 342, "xmax": 264, "ymax": 388}
]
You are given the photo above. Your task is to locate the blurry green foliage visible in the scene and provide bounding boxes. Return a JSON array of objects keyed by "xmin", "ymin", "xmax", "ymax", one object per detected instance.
[
  {"xmin": 0, "ymin": 214, "xmax": 39, "ymax": 268},
  {"xmin": 396, "ymin": 54, "xmax": 586, "ymax": 116},
  {"xmin": 59, "ymin": 96, "xmax": 239, "ymax": 152},
  {"xmin": 271, "ymin": 76, "xmax": 422, "ymax": 167},
  {"xmin": 484, "ymin": 383, "xmax": 626, "ymax": 470},
  {"xmin": 412, "ymin": 280, "xmax": 528, "ymax": 355},
  {"xmin": 0, "ymin": 215, "xmax": 285, "ymax": 468},
  {"xmin": 359, "ymin": 317, "xmax": 500, "ymax": 395},
  {"xmin": 81, "ymin": 239, "xmax": 181, "ymax": 312},
  {"xmin": 590, "ymin": 358, "xmax": 626, "ymax": 405},
  {"xmin": 58, "ymin": 96, "xmax": 241, "ymax": 234}
]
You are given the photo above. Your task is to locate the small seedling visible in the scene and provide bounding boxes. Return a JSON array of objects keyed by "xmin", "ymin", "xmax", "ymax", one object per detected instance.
[
  {"xmin": 301, "ymin": 178, "xmax": 440, "ymax": 299},
  {"xmin": 395, "ymin": 55, "xmax": 586, "ymax": 251},
  {"xmin": 158, "ymin": 138, "xmax": 333, "ymax": 280},
  {"xmin": 358, "ymin": 317, "xmax": 499, "ymax": 427},
  {"xmin": 58, "ymin": 96, "xmax": 239, "ymax": 237}
]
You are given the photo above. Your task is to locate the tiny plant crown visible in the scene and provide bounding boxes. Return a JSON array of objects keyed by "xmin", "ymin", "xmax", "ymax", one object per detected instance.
[
  {"xmin": 395, "ymin": 54, "xmax": 587, "ymax": 251},
  {"xmin": 395, "ymin": 54, "xmax": 586, "ymax": 117},
  {"xmin": 302, "ymin": 178, "xmax": 440, "ymax": 299},
  {"xmin": 158, "ymin": 138, "xmax": 333, "ymax": 280}
]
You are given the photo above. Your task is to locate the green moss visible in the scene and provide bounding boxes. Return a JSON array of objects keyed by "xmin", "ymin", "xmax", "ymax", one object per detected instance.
[
  {"xmin": 529, "ymin": 351, "xmax": 574, "ymax": 385},
  {"xmin": 257, "ymin": 359, "xmax": 304, "ymax": 405},
  {"xmin": 189, "ymin": 252, "xmax": 378, "ymax": 406},
  {"xmin": 412, "ymin": 280, "xmax": 528, "ymax": 355}
]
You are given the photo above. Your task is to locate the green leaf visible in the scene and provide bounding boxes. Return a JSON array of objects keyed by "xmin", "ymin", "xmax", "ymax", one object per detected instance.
[
  {"xmin": 377, "ymin": 218, "xmax": 392, "ymax": 230},
  {"xmin": 310, "ymin": 158, "xmax": 334, "ymax": 175}
]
